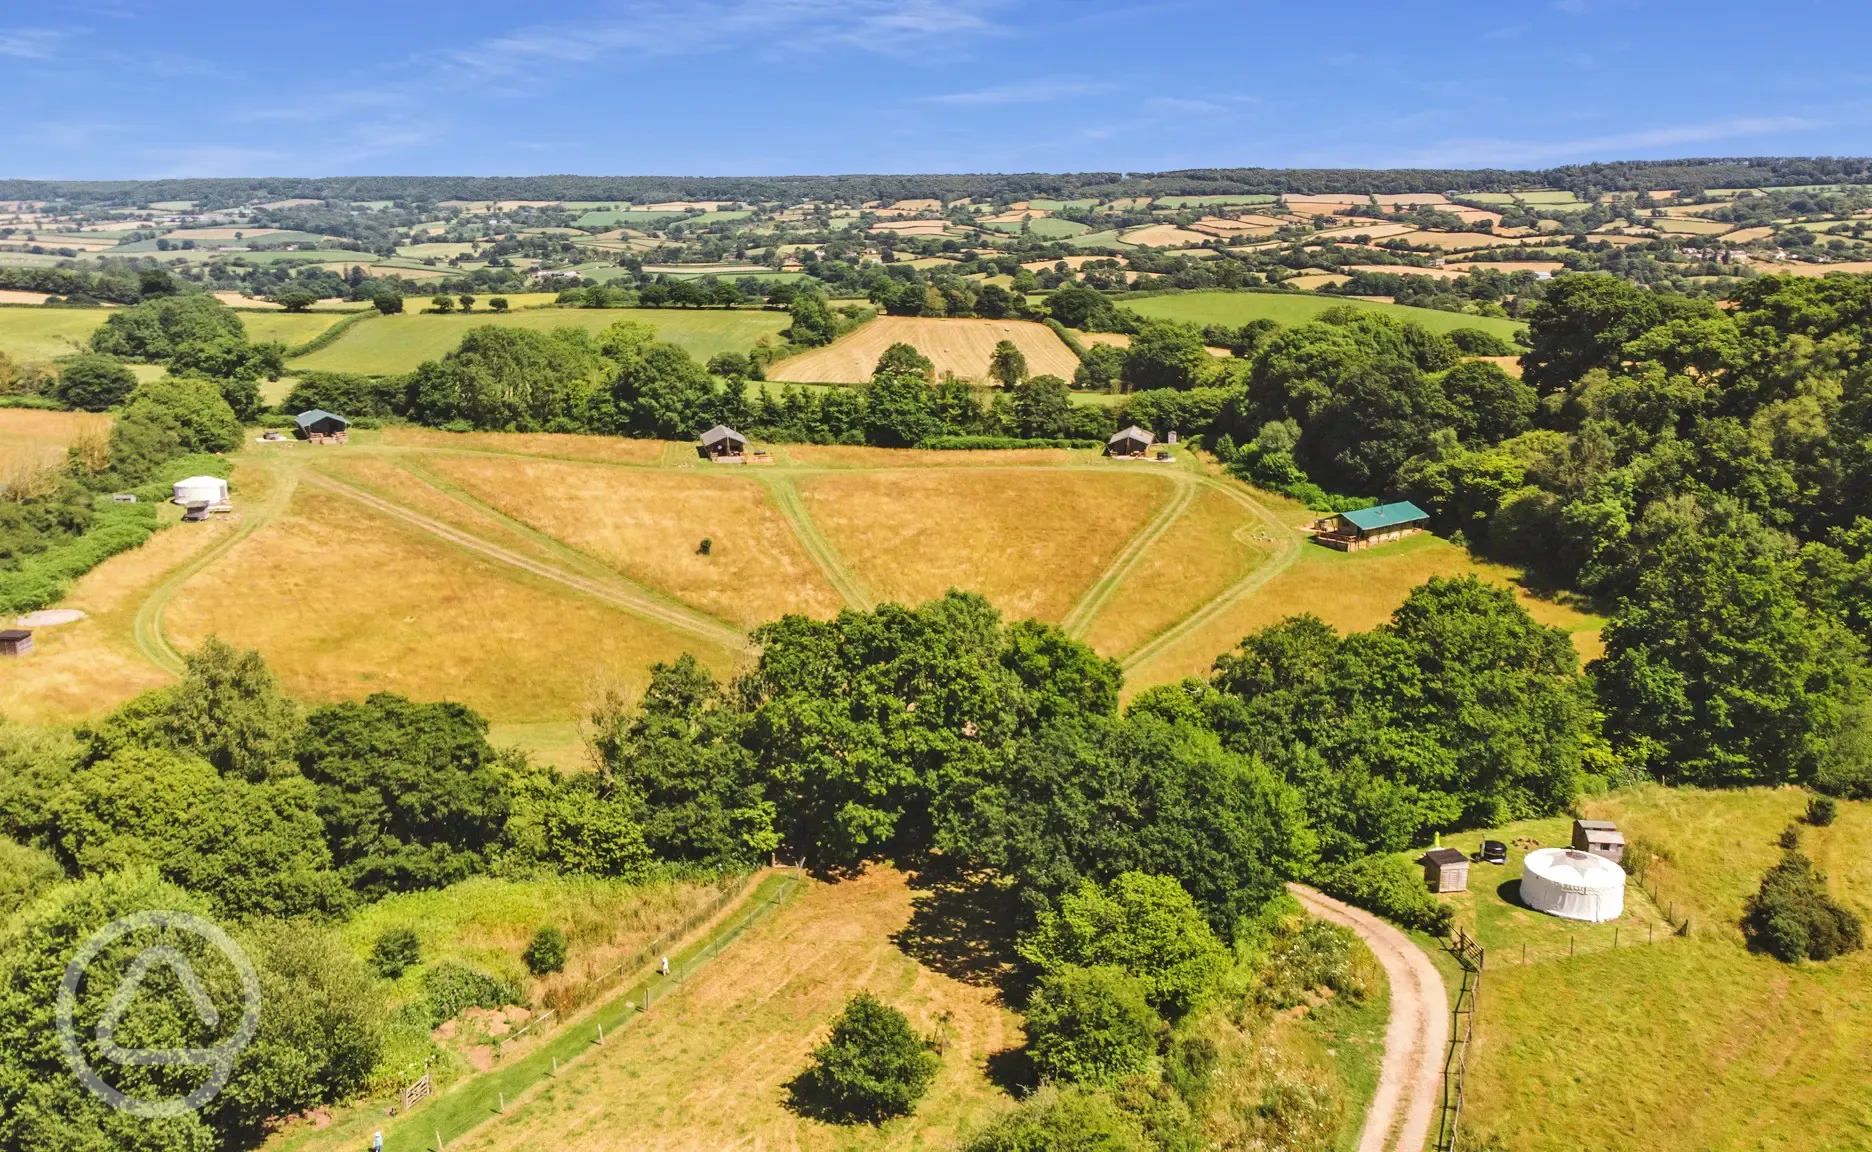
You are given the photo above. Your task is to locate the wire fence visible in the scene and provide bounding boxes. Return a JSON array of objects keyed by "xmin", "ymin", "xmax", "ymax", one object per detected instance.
[{"xmin": 1435, "ymin": 928, "xmax": 1484, "ymax": 1152}]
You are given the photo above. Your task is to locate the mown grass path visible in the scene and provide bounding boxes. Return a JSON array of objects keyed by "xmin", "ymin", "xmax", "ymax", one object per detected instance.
[
  {"xmin": 1119, "ymin": 473, "xmax": 1301, "ymax": 672},
  {"xmin": 1059, "ymin": 468, "xmax": 1194, "ymax": 640},
  {"xmin": 131, "ymin": 469, "xmax": 298, "ymax": 675},
  {"xmin": 755, "ymin": 472, "xmax": 876, "ymax": 611}
]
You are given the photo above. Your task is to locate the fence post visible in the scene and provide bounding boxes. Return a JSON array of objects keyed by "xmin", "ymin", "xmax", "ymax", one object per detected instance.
[
  {"xmin": 597, "ymin": 1023, "xmax": 604, "ymax": 1045},
  {"xmin": 1614, "ymin": 927, "xmax": 1619, "ymax": 949},
  {"xmin": 498, "ymin": 1092, "xmax": 505, "ymax": 1114},
  {"xmin": 1570, "ymin": 935, "xmax": 1574, "ymax": 958}
]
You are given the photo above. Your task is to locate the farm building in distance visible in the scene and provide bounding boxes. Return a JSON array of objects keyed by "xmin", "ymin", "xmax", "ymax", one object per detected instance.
[
  {"xmin": 1311, "ymin": 501, "xmax": 1429, "ymax": 551},
  {"xmin": 294, "ymin": 409, "xmax": 349, "ymax": 443},
  {"xmin": 0, "ymin": 629, "xmax": 31, "ymax": 657},
  {"xmin": 1573, "ymin": 819, "xmax": 1626, "ymax": 863},
  {"xmin": 699, "ymin": 424, "xmax": 746, "ymax": 460},
  {"xmin": 1108, "ymin": 425, "xmax": 1155, "ymax": 458},
  {"xmin": 1418, "ymin": 847, "xmax": 1470, "ymax": 893}
]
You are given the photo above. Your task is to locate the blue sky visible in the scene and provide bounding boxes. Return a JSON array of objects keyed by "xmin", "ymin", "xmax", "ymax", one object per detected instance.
[{"xmin": 2, "ymin": 0, "xmax": 1867, "ymax": 179}]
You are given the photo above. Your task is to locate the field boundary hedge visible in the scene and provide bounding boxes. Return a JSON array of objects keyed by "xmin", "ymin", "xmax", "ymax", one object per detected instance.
[
  {"xmin": 916, "ymin": 435, "xmax": 1104, "ymax": 451},
  {"xmin": 282, "ymin": 308, "xmax": 379, "ymax": 359}
]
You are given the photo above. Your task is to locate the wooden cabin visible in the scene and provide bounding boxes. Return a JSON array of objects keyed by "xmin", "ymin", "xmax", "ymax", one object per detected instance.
[
  {"xmin": 1312, "ymin": 501, "xmax": 1429, "ymax": 552},
  {"xmin": 1572, "ymin": 819, "xmax": 1626, "ymax": 863},
  {"xmin": 699, "ymin": 424, "xmax": 747, "ymax": 461},
  {"xmin": 294, "ymin": 409, "xmax": 350, "ymax": 444},
  {"xmin": 1418, "ymin": 847, "xmax": 1471, "ymax": 894},
  {"xmin": 0, "ymin": 629, "xmax": 33, "ymax": 657},
  {"xmin": 1108, "ymin": 425, "xmax": 1155, "ymax": 458}
]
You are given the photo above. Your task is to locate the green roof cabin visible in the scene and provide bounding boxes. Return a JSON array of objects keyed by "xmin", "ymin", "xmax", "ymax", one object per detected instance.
[
  {"xmin": 294, "ymin": 409, "xmax": 350, "ymax": 444},
  {"xmin": 1312, "ymin": 500, "xmax": 1429, "ymax": 552}
]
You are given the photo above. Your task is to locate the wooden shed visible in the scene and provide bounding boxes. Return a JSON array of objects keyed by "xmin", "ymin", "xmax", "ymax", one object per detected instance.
[
  {"xmin": 0, "ymin": 629, "xmax": 32, "ymax": 657},
  {"xmin": 1418, "ymin": 846, "xmax": 1471, "ymax": 894},
  {"xmin": 699, "ymin": 424, "xmax": 747, "ymax": 460},
  {"xmin": 294, "ymin": 409, "xmax": 350, "ymax": 444},
  {"xmin": 1572, "ymin": 819, "xmax": 1626, "ymax": 863},
  {"xmin": 1311, "ymin": 501, "xmax": 1429, "ymax": 552},
  {"xmin": 1108, "ymin": 425, "xmax": 1155, "ymax": 458}
]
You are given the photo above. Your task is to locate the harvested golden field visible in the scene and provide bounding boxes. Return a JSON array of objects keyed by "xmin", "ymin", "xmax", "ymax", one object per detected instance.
[
  {"xmin": 425, "ymin": 454, "xmax": 845, "ymax": 627},
  {"xmin": 1474, "ymin": 355, "xmax": 1524, "ymax": 377},
  {"xmin": 161, "ymin": 486, "xmax": 725, "ymax": 721},
  {"xmin": 0, "ymin": 408, "xmax": 112, "ymax": 472},
  {"xmin": 769, "ymin": 315, "xmax": 1079, "ymax": 384},
  {"xmin": 1724, "ymin": 226, "xmax": 1776, "ymax": 244},
  {"xmin": 161, "ymin": 226, "xmax": 288, "ymax": 241},
  {"xmin": 798, "ymin": 466, "xmax": 1173, "ymax": 621},
  {"xmin": 1083, "ymin": 483, "xmax": 1274, "ymax": 659},
  {"xmin": 310, "ymin": 454, "xmax": 570, "ymax": 569},
  {"xmin": 1122, "ymin": 223, "xmax": 1212, "ymax": 247},
  {"xmin": 1124, "ymin": 524, "xmax": 1604, "ymax": 693},
  {"xmin": 444, "ymin": 868, "xmax": 1021, "ymax": 1152},
  {"xmin": 1317, "ymin": 222, "xmax": 1419, "ymax": 241},
  {"xmin": 213, "ymin": 292, "xmax": 282, "ymax": 308},
  {"xmin": 1342, "ymin": 264, "xmax": 1458, "ymax": 278},
  {"xmin": 1406, "ymin": 231, "xmax": 1548, "ymax": 249},
  {"xmin": 1285, "ymin": 273, "xmax": 1350, "ymax": 290},
  {"xmin": 0, "ymin": 290, "xmax": 51, "ymax": 305},
  {"xmin": 1076, "ymin": 330, "xmax": 1131, "ymax": 348},
  {"xmin": 1442, "ymin": 260, "xmax": 1566, "ymax": 276},
  {"xmin": 1764, "ymin": 260, "xmax": 1872, "ymax": 277}
]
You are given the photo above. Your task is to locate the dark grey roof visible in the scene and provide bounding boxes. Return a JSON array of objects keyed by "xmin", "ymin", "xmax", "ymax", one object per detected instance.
[
  {"xmin": 1108, "ymin": 424, "xmax": 1154, "ymax": 445},
  {"xmin": 699, "ymin": 424, "xmax": 745, "ymax": 445},
  {"xmin": 1575, "ymin": 819, "xmax": 1618, "ymax": 831},
  {"xmin": 1419, "ymin": 847, "xmax": 1469, "ymax": 866},
  {"xmin": 0, "ymin": 630, "xmax": 30, "ymax": 641},
  {"xmin": 294, "ymin": 408, "xmax": 349, "ymax": 428}
]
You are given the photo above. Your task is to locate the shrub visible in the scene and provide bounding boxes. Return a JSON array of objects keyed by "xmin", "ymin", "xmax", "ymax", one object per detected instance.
[
  {"xmin": 1779, "ymin": 825, "xmax": 1801, "ymax": 850},
  {"xmin": 51, "ymin": 353, "xmax": 137, "ymax": 411},
  {"xmin": 523, "ymin": 926, "xmax": 568, "ymax": 976},
  {"xmin": 1445, "ymin": 327, "xmax": 1517, "ymax": 356},
  {"xmin": 1742, "ymin": 850, "xmax": 1864, "ymax": 962},
  {"xmin": 1024, "ymin": 965, "xmax": 1160, "ymax": 1086},
  {"xmin": 788, "ymin": 992, "xmax": 938, "ymax": 1123},
  {"xmin": 958, "ymin": 1084, "xmax": 1155, "ymax": 1152},
  {"xmin": 1806, "ymin": 796, "xmax": 1838, "ymax": 826},
  {"xmin": 916, "ymin": 435, "xmax": 1104, "ymax": 450},
  {"xmin": 419, "ymin": 962, "xmax": 521, "ymax": 1026},
  {"xmin": 369, "ymin": 926, "xmax": 421, "ymax": 978},
  {"xmin": 1017, "ymin": 872, "xmax": 1228, "ymax": 1018},
  {"xmin": 1314, "ymin": 853, "xmax": 1455, "ymax": 935}
]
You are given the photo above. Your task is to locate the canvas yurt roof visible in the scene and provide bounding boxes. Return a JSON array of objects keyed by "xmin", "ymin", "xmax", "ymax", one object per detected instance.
[
  {"xmin": 171, "ymin": 475, "xmax": 229, "ymax": 506},
  {"xmin": 1521, "ymin": 847, "xmax": 1625, "ymax": 923}
]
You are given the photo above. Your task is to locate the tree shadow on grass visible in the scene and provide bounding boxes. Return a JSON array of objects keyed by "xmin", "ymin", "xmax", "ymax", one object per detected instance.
[
  {"xmin": 984, "ymin": 1045, "xmax": 1039, "ymax": 1097},
  {"xmin": 892, "ymin": 861, "xmax": 1027, "ymax": 996}
]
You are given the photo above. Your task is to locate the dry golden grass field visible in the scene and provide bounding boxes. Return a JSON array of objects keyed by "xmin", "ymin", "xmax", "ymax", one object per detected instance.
[
  {"xmin": 0, "ymin": 408, "xmax": 112, "ymax": 472},
  {"xmin": 0, "ymin": 428, "xmax": 1602, "ymax": 759},
  {"xmin": 796, "ymin": 465, "xmax": 1172, "ymax": 622},
  {"xmin": 768, "ymin": 315, "xmax": 1079, "ymax": 383},
  {"xmin": 442, "ymin": 868, "xmax": 1022, "ymax": 1152}
]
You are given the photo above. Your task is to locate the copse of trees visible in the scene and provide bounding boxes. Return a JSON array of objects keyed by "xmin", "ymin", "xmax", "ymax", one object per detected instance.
[{"xmin": 88, "ymin": 294, "xmax": 282, "ymax": 420}]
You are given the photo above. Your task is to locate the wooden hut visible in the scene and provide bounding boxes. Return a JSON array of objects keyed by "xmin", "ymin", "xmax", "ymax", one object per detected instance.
[
  {"xmin": 1572, "ymin": 819, "xmax": 1626, "ymax": 863},
  {"xmin": 1418, "ymin": 846, "xmax": 1471, "ymax": 894},
  {"xmin": 1108, "ymin": 425, "xmax": 1155, "ymax": 458},
  {"xmin": 0, "ymin": 629, "xmax": 32, "ymax": 657},
  {"xmin": 1311, "ymin": 501, "xmax": 1429, "ymax": 552},
  {"xmin": 699, "ymin": 424, "xmax": 747, "ymax": 460},
  {"xmin": 294, "ymin": 409, "xmax": 350, "ymax": 444}
]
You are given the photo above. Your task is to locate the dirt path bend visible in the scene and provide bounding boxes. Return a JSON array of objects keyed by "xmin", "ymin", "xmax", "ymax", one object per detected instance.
[{"xmin": 1289, "ymin": 883, "xmax": 1448, "ymax": 1152}]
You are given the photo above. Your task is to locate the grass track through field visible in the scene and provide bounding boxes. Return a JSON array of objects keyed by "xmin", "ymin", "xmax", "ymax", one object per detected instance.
[
  {"xmin": 756, "ymin": 473, "xmax": 875, "ymax": 611},
  {"xmin": 131, "ymin": 471, "xmax": 299, "ymax": 675},
  {"xmin": 1119, "ymin": 474, "xmax": 1300, "ymax": 672},
  {"xmin": 296, "ymin": 468, "xmax": 748, "ymax": 652},
  {"xmin": 362, "ymin": 871, "xmax": 801, "ymax": 1152},
  {"xmin": 1059, "ymin": 468, "xmax": 1193, "ymax": 640}
]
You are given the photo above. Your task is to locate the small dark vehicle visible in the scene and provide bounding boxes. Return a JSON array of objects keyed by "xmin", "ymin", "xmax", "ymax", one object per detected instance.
[{"xmin": 1475, "ymin": 840, "xmax": 1508, "ymax": 865}]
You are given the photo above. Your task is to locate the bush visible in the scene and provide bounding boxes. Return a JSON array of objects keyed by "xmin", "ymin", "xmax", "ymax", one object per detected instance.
[
  {"xmin": 51, "ymin": 353, "xmax": 137, "ymax": 411},
  {"xmin": 958, "ymin": 1084, "xmax": 1155, "ymax": 1152},
  {"xmin": 1779, "ymin": 825, "xmax": 1801, "ymax": 849},
  {"xmin": 1024, "ymin": 965, "xmax": 1160, "ymax": 1086},
  {"xmin": 1742, "ymin": 850, "xmax": 1864, "ymax": 962},
  {"xmin": 1314, "ymin": 853, "xmax": 1456, "ymax": 935},
  {"xmin": 1445, "ymin": 327, "xmax": 1517, "ymax": 356},
  {"xmin": 523, "ymin": 926, "xmax": 567, "ymax": 975},
  {"xmin": 1018, "ymin": 872, "xmax": 1228, "ymax": 1018},
  {"xmin": 788, "ymin": 992, "xmax": 939, "ymax": 1123},
  {"xmin": 369, "ymin": 926, "xmax": 421, "ymax": 978},
  {"xmin": 419, "ymin": 962, "xmax": 521, "ymax": 1026},
  {"xmin": 916, "ymin": 435, "xmax": 1104, "ymax": 450},
  {"xmin": 1807, "ymin": 796, "xmax": 1839, "ymax": 826}
]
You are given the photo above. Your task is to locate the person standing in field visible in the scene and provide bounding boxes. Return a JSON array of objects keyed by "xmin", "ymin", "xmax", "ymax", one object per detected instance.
[{"xmin": 661, "ymin": 956, "xmax": 669, "ymax": 976}]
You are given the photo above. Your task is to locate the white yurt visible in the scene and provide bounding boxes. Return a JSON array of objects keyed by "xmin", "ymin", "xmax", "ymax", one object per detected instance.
[
  {"xmin": 1521, "ymin": 847, "xmax": 1626, "ymax": 922},
  {"xmin": 171, "ymin": 475, "xmax": 229, "ymax": 507}
]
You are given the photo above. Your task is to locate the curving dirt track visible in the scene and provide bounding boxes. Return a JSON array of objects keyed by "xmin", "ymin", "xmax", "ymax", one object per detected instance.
[{"xmin": 1290, "ymin": 882, "xmax": 1449, "ymax": 1152}]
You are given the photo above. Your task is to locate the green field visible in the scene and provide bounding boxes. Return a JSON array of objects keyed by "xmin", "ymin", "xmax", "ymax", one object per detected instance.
[
  {"xmin": 239, "ymin": 310, "xmax": 353, "ymax": 347},
  {"xmin": 1461, "ymin": 787, "xmax": 1872, "ymax": 1152},
  {"xmin": 290, "ymin": 307, "xmax": 792, "ymax": 373},
  {"xmin": 0, "ymin": 306, "xmax": 109, "ymax": 360},
  {"xmin": 1065, "ymin": 228, "xmax": 1127, "ymax": 248},
  {"xmin": 1123, "ymin": 291, "xmax": 1527, "ymax": 339},
  {"xmin": 574, "ymin": 209, "xmax": 689, "ymax": 229}
]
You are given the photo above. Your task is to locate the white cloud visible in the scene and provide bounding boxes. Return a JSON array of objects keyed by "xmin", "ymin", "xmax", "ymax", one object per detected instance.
[
  {"xmin": 0, "ymin": 27, "xmax": 65, "ymax": 58},
  {"xmin": 921, "ymin": 77, "xmax": 1108, "ymax": 105}
]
